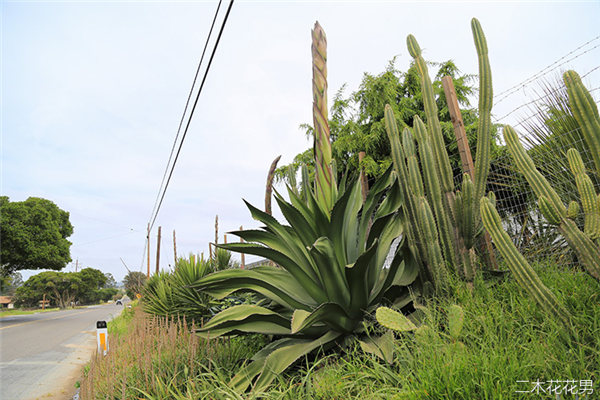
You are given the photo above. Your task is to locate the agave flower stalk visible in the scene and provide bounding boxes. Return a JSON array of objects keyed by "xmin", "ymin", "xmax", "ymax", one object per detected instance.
[{"xmin": 312, "ymin": 22, "xmax": 337, "ymax": 216}]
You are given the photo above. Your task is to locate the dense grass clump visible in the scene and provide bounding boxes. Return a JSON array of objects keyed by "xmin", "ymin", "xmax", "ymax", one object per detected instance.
[{"xmin": 80, "ymin": 263, "xmax": 599, "ymax": 399}]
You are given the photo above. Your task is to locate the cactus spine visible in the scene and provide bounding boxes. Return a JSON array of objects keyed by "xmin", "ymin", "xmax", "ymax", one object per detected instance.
[
  {"xmin": 312, "ymin": 22, "xmax": 336, "ymax": 216},
  {"xmin": 480, "ymin": 197, "xmax": 571, "ymax": 328},
  {"xmin": 503, "ymin": 125, "xmax": 600, "ymax": 280}
]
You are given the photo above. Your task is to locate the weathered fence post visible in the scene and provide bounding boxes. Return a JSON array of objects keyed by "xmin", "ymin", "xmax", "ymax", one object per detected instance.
[{"xmin": 442, "ymin": 76, "xmax": 498, "ymax": 271}]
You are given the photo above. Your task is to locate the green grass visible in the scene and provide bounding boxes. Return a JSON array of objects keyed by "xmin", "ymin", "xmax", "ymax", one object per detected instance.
[
  {"xmin": 0, "ymin": 307, "xmax": 60, "ymax": 317},
  {"xmin": 79, "ymin": 262, "xmax": 599, "ymax": 399}
]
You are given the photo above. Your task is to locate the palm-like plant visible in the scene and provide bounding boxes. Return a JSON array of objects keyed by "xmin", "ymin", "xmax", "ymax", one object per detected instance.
[
  {"xmin": 143, "ymin": 253, "xmax": 231, "ymax": 322},
  {"xmin": 190, "ymin": 22, "xmax": 417, "ymax": 393}
]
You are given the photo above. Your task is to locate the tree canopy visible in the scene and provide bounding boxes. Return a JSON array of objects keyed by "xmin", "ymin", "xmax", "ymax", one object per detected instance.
[
  {"xmin": 276, "ymin": 59, "xmax": 502, "ymax": 185},
  {"xmin": 123, "ymin": 271, "xmax": 147, "ymax": 300},
  {"xmin": 0, "ymin": 196, "xmax": 73, "ymax": 277},
  {"xmin": 14, "ymin": 267, "xmax": 116, "ymax": 308}
]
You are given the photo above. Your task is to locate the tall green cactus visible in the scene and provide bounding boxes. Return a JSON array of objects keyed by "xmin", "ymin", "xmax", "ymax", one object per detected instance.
[
  {"xmin": 480, "ymin": 197, "xmax": 571, "ymax": 328},
  {"xmin": 312, "ymin": 22, "xmax": 336, "ymax": 216},
  {"xmin": 503, "ymin": 125, "xmax": 600, "ymax": 280},
  {"xmin": 385, "ymin": 18, "xmax": 493, "ymax": 286},
  {"xmin": 564, "ymin": 70, "xmax": 600, "ymax": 176}
]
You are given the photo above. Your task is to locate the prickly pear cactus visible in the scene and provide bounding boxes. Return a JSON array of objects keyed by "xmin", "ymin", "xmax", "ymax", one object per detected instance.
[
  {"xmin": 447, "ymin": 304, "xmax": 465, "ymax": 340},
  {"xmin": 375, "ymin": 307, "xmax": 417, "ymax": 332}
]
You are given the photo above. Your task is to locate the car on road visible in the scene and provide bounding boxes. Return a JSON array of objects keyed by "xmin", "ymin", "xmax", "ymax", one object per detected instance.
[{"xmin": 115, "ymin": 299, "xmax": 122, "ymax": 305}]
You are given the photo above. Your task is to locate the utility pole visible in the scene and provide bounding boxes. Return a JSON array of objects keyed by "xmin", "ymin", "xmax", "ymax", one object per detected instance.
[
  {"xmin": 147, "ymin": 223, "xmax": 151, "ymax": 278},
  {"xmin": 156, "ymin": 226, "xmax": 162, "ymax": 275}
]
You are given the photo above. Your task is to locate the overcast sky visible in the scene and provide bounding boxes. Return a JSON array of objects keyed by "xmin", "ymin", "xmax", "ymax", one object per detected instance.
[{"xmin": 3, "ymin": 0, "xmax": 599, "ymax": 283}]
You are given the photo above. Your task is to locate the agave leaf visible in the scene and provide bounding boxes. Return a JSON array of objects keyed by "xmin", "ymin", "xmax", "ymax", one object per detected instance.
[
  {"xmin": 370, "ymin": 240, "xmax": 419, "ymax": 304},
  {"xmin": 274, "ymin": 191, "xmax": 318, "ymax": 246},
  {"xmin": 252, "ymin": 330, "xmax": 342, "ymax": 392},
  {"xmin": 291, "ymin": 303, "xmax": 355, "ymax": 334},
  {"xmin": 359, "ymin": 330, "xmax": 395, "ymax": 364},
  {"xmin": 309, "ymin": 237, "xmax": 350, "ymax": 306},
  {"xmin": 346, "ymin": 241, "xmax": 379, "ymax": 315},
  {"xmin": 330, "ymin": 178, "xmax": 362, "ymax": 265},
  {"xmin": 218, "ymin": 242, "xmax": 326, "ymax": 303},
  {"xmin": 199, "ymin": 304, "xmax": 288, "ymax": 330},
  {"xmin": 230, "ymin": 337, "xmax": 301, "ymax": 392},
  {"xmin": 244, "ymin": 200, "xmax": 323, "ymax": 280},
  {"xmin": 191, "ymin": 266, "xmax": 318, "ymax": 310}
]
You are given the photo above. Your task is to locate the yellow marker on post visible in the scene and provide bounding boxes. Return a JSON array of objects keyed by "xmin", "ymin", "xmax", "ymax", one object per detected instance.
[{"xmin": 96, "ymin": 321, "xmax": 108, "ymax": 356}]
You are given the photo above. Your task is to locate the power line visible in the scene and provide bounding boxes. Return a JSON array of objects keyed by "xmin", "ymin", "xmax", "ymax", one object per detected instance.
[
  {"xmin": 494, "ymin": 35, "xmax": 600, "ymax": 104},
  {"xmin": 148, "ymin": 0, "xmax": 235, "ymax": 232},
  {"xmin": 147, "ymin": 0, "xmax": 224, "ymax": 226}
]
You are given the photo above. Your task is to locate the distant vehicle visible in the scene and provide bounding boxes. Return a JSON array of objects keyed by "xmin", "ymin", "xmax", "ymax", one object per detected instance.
[{"xmin": 115, "ymin": 299, "xmax": 123, "ymax": 306}]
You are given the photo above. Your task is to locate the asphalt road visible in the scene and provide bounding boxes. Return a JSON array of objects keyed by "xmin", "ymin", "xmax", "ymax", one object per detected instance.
[{"xmin": 0, "ymin": 303, "xmax": 124, "ymax": 400}]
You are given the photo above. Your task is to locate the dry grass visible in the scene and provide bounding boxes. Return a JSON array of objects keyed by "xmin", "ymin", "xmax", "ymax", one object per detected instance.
[{"xmin": 79, "ymin": 306, "xmax": 201, "ymax": 399}]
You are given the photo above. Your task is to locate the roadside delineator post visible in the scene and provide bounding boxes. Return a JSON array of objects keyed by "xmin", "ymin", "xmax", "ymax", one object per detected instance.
[{"xmin": 96, "ymin": 321, "xmax": 108, "ymax": 356}]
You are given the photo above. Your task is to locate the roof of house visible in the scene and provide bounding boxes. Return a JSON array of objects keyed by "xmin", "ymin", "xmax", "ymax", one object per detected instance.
[{"xmin": 0, "ymin": 296, "xmax": 13, "ymax": 304}]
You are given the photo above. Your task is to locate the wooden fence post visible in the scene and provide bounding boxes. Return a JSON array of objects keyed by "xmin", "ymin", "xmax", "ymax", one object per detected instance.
[
  {"xmin": 442, "ymin": 76, "xmax": 474, "ymax": 178},
  {"xmin": 442, "ymin": 75, "xmax": 498, "ymax": 271},
  {"xmin": 155, "ymin": 226, "xmax": 161, "ymax": 275}
]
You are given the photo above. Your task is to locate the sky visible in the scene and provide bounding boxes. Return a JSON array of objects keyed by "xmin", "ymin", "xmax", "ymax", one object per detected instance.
[{"xmin": 2, "ymin": 0, "xmax": 599, "ymax": 283}]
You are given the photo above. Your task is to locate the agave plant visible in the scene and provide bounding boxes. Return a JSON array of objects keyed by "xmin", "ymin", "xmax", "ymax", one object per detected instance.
[
  {"xmin": 193, "ymin": 170, "xmax": 418, "ymax": 391},
  {"xmin": 143, "ymin": 252, "xmax": 232, "ymax": 322},
  {"xmin": 190, "ymin": 22, "xmax": 418, "ymax": 393}
]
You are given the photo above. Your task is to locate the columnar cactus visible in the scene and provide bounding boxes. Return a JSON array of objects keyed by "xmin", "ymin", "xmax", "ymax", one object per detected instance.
[
  {"xmin": 385, "ymin": 18, "xmax": 493, "ymax": 286},
  {"xmin": 564, "ymin": 70, "xmax": 600, "ymax": 176},
  {"xmin": 312, "ymin": 22, "xmax": 336, "ymax": 216},
  {"xmin": 503, "ymin": 125, "xmax": 600, "ymax": 280},
  {"xmin": 480, "ymin": 196, "xmax": 571, "ymax": 328}
]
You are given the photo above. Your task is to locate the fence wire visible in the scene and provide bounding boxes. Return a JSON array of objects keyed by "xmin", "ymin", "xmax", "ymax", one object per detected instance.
[{"xmin": 468, "ymin": 79, "xmax": 599, "ymax": 269}]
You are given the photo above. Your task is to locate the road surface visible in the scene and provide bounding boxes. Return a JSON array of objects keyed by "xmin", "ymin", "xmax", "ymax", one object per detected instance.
[{"xmin": 0, "ymin": 304, "xmax": 124, "ymax": 400}]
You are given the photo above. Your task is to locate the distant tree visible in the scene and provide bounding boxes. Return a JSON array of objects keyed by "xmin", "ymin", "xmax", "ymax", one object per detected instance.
[
  {"xmin": 0, "ymin": 272, "xmax": 23, "ymax": 296},
  {"xmin": 77, "ymin": 267, "xmax": 108, "ymax": 304},
  {"xmin": 123, "ymin": 271, "xmax": 146, "ymax": 300},
  {"xmin": 14, "ymin": 271, "xmax": 82, "ymax": 308},
  {"xmin": 0, "ymin": 196, "xmax": 73, "ymax": 277},
  {"xmin": 103, "ymin": 273, "xmax": 117, "ymax": 288}
]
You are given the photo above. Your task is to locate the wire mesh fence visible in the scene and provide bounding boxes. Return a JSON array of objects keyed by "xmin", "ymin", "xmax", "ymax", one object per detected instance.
[{"xmin": 468, "ymin": 74, "xmax": 600, "ymax": 270}]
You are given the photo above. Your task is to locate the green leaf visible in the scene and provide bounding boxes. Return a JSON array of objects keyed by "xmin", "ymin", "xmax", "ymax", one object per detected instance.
[
  {"xmin": 359, "ymin": 330, "xmax": 395, "ymax": 364},
  {"xmin": 291, "ymin": 303, "xmax": 355, "ymax": 334}
]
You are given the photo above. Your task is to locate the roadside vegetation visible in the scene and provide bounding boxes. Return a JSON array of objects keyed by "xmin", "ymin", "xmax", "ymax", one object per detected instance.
[
  {"xmin": 79, "ymin": 17, "xmax": 600, "ymax": 399},
  {"xmin": 79, "ymin": 265, "xmax": 599, "ymax": 399}
]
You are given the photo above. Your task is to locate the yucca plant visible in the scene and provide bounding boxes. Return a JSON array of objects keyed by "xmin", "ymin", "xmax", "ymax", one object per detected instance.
[{"xmin": 190, "ymin": 22, "xmax": 418, "ymax": 393}]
